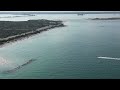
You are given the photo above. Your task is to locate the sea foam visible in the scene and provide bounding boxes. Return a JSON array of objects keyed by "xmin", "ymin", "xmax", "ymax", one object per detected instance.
[{"xmin": 0, "ymin": 56, "xmax": 15, "ymax": 71}]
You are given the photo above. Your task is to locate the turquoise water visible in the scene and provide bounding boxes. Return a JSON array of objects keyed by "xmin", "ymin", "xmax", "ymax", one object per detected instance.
[{"xmin": 0, "ymin": 14, "xmax": 120, "ymax": 78}]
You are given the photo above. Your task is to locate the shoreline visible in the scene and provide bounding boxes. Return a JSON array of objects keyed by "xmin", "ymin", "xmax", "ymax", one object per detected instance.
[
  {"xmin": 90, "ymin": 17, "xmax": 120, "ymax": 20},
  {"xmin": 0, "ymin": 20, "xmax": 65, "ymax": 47}
]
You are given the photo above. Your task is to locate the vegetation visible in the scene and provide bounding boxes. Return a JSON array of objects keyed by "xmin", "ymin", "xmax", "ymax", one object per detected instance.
[{"xmin": 0, "ymin": 19, "xmax": 64, "ymax": 45}]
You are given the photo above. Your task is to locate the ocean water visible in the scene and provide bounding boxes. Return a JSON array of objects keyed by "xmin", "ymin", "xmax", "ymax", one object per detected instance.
[{"xmin": 0, "ymin": 14, "xmax": 120, "ymax": 78}]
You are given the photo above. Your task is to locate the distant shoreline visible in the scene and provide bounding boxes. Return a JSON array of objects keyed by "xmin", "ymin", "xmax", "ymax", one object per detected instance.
[
  {"xmin": 0, "ymin": 19, "xmax": 65, "ymax": 47},
  {"xmin": 90, "ymin": 17, "xmax": 120, "ymax": 20}
]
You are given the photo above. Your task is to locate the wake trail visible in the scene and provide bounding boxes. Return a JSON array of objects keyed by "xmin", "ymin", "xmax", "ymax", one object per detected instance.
[
  {"xmin": 2, "ymin": 55, "xmax": 41, "ymax": 74},
  {"xmin": 97, "ymin": 56, "xmax": 120, "ymax": 60}
]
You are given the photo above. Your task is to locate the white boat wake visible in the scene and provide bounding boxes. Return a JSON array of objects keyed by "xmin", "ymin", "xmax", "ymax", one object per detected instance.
[{"xmin": 97, "ymin": 56, "xmax": 120, "ymax": 60}]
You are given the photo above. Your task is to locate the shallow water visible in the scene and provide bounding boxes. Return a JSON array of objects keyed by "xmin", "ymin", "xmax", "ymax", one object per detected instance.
[{"xmin": 0, "ymin": 14, "xmax": 120, "ymax": 78}]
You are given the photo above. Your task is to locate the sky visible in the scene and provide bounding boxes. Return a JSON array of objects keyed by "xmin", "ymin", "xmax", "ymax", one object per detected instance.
[{"xmin": 0, "ymin": 11, "xmax": 120, "ymax": 14}]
